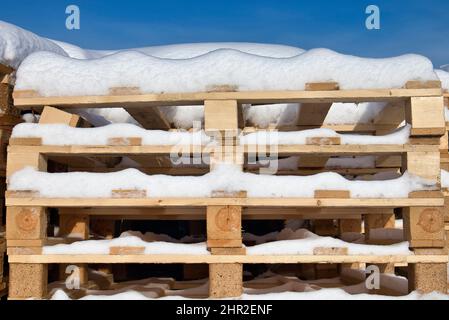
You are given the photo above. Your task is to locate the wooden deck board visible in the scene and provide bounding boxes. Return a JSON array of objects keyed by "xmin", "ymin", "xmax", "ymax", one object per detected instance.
[
  {"xmin": 8, "ymin": 254, "xmax": 448, "ymax": 264},
  {"xmin": 5, "ymin": 195, "xmax": 444, "ymax": 208},
  {"xmin": 13, "ymin": 88, "xmax": 442, "ymax": 109},
  {"xmin": 8, "ymin": 144, "xmax": 438, "ymax": 156}
]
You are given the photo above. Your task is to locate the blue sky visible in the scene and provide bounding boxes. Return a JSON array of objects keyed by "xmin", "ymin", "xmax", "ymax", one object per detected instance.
[{"xmin": 1, "ymin": 0, "xmax": 449, "ymax": 66}]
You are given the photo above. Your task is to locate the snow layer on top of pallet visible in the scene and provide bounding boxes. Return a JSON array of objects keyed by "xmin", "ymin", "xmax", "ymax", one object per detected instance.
[
  {"xmin": 241, "ymin": 125, "xmax": 410, "ymax": 145},
  {"xmin": 49, "ymin": 270, "xmax": 449, "ymax": 302},
  {"xmin": 8, "ymin": 166, "xmax": 434, "ymax": 198},
  {"xmin": 42, "ymin": 228, "xmax": 411, "ymax": 256},
  {"xmin": 12, "ymin": 123, "xmax": 213, "ymax": 146},
  {"xmin": 52, "ymin": 40, "xmax": 305, "ymax": 60},
  {"xmin": 0, "ymin": 21, "xmax": 67, "ymax": 69},
  {"xmin": 49, "ymin": 283, "xmax": 449, "ymax": 300},
  {"xmin": 11, "ymin": 123, "xmax": 410, "ymax": 145},
  {"xmin": 1, "ymin": 20, "xmax": 304, "ymax": 70},
  {"xmin": 15, "ymin": 49, "xmax": 438, "ymax": 96}
]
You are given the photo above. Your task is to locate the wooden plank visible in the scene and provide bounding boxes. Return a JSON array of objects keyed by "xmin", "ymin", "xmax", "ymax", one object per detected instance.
[
  {"xmin": 210, "ymin": 247, "xmax": 246, "ymax": 255},
  {"xmin": 204, "ymin": 100, "xmax": 238, "ymax": 136},
  {"xmin": 107, "ymin": 137, "xmax": 142, "ymax": 146},
  {"xmin": 9, "ymin": 138, "xmax": 42, "ymax": 146},
  {"xmin": 314, "ymin": 190, "xmax": 350, "ymax": 199},
  {"xmin": 306, "ymin": 137, "xmax": 341, "ymax": 145},
  {"xmin": 373, "ymin": 101, "xmax": 405, "ymax": 132},
  {"xmin": 111, "ymin": 189, "xmax": 147, "ymax": 198},
  {"xmin": 125, "ymin": 108, "xmax": 171, "ymax": 130},
  {"xmin": 297, "ymin": 82, "xmax": 338, "ymax": 127},
  {"xmin": 7, "ymin": 237, "xmax": 77, "ymax": 248},
  {"xmin": 364, "ymin": 212, "xmax": 395, "ymax": 240},
  {"xmin": 339, "ymin": 218, "xmax": 362, "ymax": 234},
  {"xmin": 39, "ymin": 106, "xmax": 80, "ymax": 126},
  {"xmin": 5, "ymin": 190, "xmax": 39, "ymax": 198},
  {"xmin": 59, "ymin": 214, "xmax": 89, "ymax": 239},
  {"xmin": 211, "ymin": 190, "xmax": 247, "ymax": 198},
  {"xmin": 5, "ymin": 195, "xmax": 444, "ymax": 207},
  {"xmin": 109, "ymin": 247, "xmax": 145, "ymax": 255},
  {"xmin": 8, "ymin": 254, "xmax": 448, "ymax": 264},
  {"xmin": 406, "ymin": 97, "xmax": 445, "ymax": 136},
  {"xmin": 405, "ymin": 80, "xmax": 442, "ymax": 89},
  {"xmin": 313, "ymin": 247, "xmax": 348, "ymax": 255},
  {"xmin": 12, "ymin": 88, "xmax": 443, "ymax": 109},
  {"xmin": 305, "ymin": 82, "xmax": 340, "ymax": 91},
  {"xmin": 6, "ymin": 144, "xmax": 438, "ymax": 156}
]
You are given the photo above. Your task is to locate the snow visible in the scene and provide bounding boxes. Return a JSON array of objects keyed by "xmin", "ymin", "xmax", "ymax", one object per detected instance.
[
  {"xmin": 51, "ymin": 41, "xmax": 305, "ymax": 60},
  {"xmin": 21, "ymin": 113, "xmax": 39, "ymax": 123},
  {"xmin": 43, "ymin": 234, "xmax": 208, "ymax": 255},
  {"xmin": 241, "ymin": 125, "xmax": 410, "ymax": 145},
  {"xmin": 9, "ymin": 166, "xmax": 435, "ymax": 198},
  {"xmin": 441, "ymin": 169, "xmax": 449, "ymax": 188},
  {"xmin": 48, "ymin": 268, "xmax": 449, "ymax": 300},
  {"xmin": 0, "ymin": 20, "xmax": 67, "ymax": 68},
  {"xmin": 43, "ymin": 228, "xmax": 410, "ymax": 256},
  {"xmin": 47, "ymin": 41, "xmax": 306, "ymax": 128},
  {"xmin": 11, "ymin": 122, "xmax": 409, "ymax": 146},
  {"xmin": 11, "ymin": 123, "xmax": 212, "ymax": 146},
  {"xmin": 436, "ymin": 69, "xmax": 449, "ymax": 92},
  {"xmin": 245, "ymin": 228, "xmax": 410, "ymax": 255},
  {"xmin": 72, "ymin": 108, "xmax": 140, "ymax": 127},
  {"xmin": 49, "ymin": 276, "xmax": 448, "ymax": 301},
  {"xmin": 15, "ymin": 48, "xmax": 437, "ymax": 96}
]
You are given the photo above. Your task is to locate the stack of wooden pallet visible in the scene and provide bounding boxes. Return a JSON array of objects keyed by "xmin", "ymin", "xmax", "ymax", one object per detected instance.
[
  {"xmin": 442, "ymin": 92, "xmax": 449, "ymax": 292},
  {"xmin": 4, "ymin": 81, "xmax": 449, "ymax": 299},
  {"xmin": 1, "ymin": 63, "xmax": 22, "ymax": 298}
]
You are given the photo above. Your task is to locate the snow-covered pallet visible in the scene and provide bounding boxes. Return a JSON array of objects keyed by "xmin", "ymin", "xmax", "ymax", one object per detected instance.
[{"xmin": 5, "ymin": 83, "xmax": 449, "ymax": 299}]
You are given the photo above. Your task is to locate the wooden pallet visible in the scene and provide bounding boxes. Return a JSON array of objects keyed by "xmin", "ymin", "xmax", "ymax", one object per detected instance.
[{"xmin": 5, "ymin": 85, "xmax": 448, "ymax": 299}]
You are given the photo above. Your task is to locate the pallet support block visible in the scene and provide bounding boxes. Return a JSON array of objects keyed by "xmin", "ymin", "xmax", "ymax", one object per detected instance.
[
  {"xmin": 9, "ymin": 263, "xmax": 48, "ymax": 299},
  {"xmin": 403, "ymin": 207, "xmax": 445, "ymax": 248},
  {"xmin": 408, "ymin": 262, "xmax": 447, "ymax": 293},
  {"xmin": 204, "ymin": 100, "xmax": 238, "ymax": 137},
  {"xmin": 6, "ymin": 207, "xmax": 47, "ymax": 241},
  {"xmin": 209, "ymin": 263, "xmax": 243, "ymax": 298},
  {"xmin": 207, "ymin": 205, "xmax": 242, "ymax": 248},
  {"xmin": 406, "ymin": 96, "xmax": 445, "ymax": 136},
  {"xmin": 403, "ymin": 207, "xmax": 446, "ymax": 293}
]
